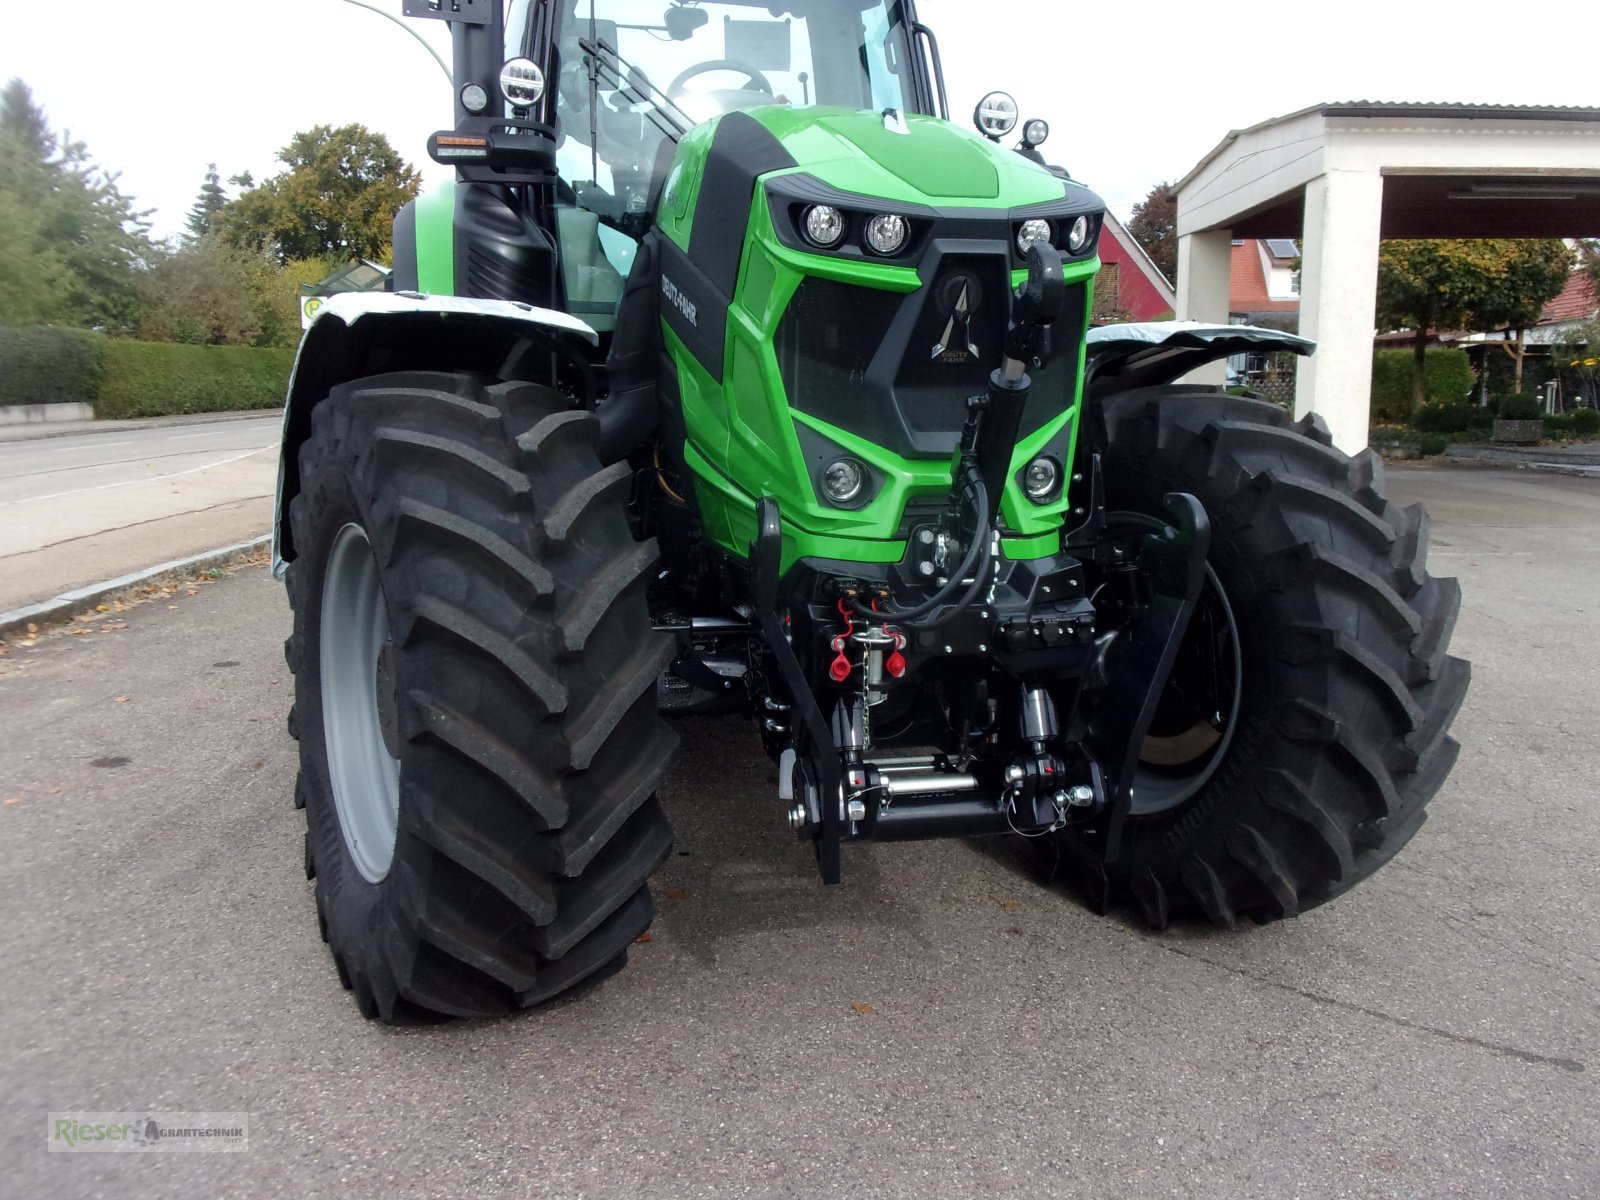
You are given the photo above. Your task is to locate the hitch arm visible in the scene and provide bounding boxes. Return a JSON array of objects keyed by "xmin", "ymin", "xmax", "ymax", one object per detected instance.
[
  {"xmin": 751, "ymin": 497, "xmax": 844, "ymax": 883},
  {"xmin": 1084, "ymin": 492, "xmax": 1211, "ymax": 861}
]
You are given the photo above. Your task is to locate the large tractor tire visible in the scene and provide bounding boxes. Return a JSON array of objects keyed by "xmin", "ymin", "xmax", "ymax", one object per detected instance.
[
  {"xmin": 1057, "ymin": 389, "xmax": 1469, "ymax": 928},
  {"xmin": 285, "ymin": 371, "xmax": 676, "ymax": 1021}
]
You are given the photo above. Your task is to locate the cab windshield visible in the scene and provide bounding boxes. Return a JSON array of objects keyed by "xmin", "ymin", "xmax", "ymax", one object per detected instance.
[
  {"xmin": 542, "ymin": 0, "xmax": 920, "ymax": 329},
  {"xmin": 557, "ymin": 1, "xmax": 916, "ymax": 125}
]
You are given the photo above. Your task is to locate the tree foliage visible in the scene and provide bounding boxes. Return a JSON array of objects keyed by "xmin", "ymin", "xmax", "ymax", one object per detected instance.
[
  {"xmin": 0, "ymin": 78, "xmax": 152, "ymax": 331},
  {"xmin": 185, "ymin": 163, "xmax": 229, "ymax": 242},
  {"xmin": 136, "ymin": 236, "xmax": 260, "ymax": 345},
  {"xmin": 136, "ymin": 235, "xmax": 328, "ymax": 349},
  {"xmin": 1126, "ymin": 181, "xmax": 1177, "ymax": 283},
  {"xmin": 217, "ymin": 124, "xmax": 420, "ymax": 263},
  {"xmin": 1375, "ymin": 239, "xmax": 1573, "ymax": 401}
]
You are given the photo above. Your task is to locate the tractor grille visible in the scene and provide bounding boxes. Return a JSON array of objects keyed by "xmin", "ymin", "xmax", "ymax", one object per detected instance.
[{"xmin": 776, "ymin": 258, "xmax": 1086, "ymax": 458}]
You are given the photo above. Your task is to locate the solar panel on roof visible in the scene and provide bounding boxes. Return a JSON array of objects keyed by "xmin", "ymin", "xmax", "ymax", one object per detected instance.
[{"xmin": 1265, "ymin": 239, "xmax": 1299, "ymax": 259}]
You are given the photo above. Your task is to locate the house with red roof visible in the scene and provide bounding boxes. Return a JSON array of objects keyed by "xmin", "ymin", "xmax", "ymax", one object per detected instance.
[
  {"xmin": 1533, "ymin": 270, "xmax": 1598, "ymax": 343},
  {"xmin": 1095, "ymin": 213, "xmax": 1176, "ymax": 322},
  {"xmin": 1230, "ymin": 239, "xmax": 1301, "ymax": 327}
]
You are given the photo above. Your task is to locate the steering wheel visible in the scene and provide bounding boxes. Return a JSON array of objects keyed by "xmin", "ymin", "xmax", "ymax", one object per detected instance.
[{"xmin": 667, "ymin": 59, "xmax": 776, "ymax": 99}]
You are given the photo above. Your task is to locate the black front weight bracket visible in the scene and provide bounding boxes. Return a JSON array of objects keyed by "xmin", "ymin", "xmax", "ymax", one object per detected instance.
[
  {"xmin": 751, "ymin": 497, "xmax": 844, "ymax": 883},
  {"xmin": 1084, "ymin": 492, "xmax": 1211, "ymax": 862}
]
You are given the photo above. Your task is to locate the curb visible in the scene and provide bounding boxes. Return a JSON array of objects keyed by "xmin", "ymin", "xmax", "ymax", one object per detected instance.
[
  {"xmin": 1443, "ymin": 446, "xmax": 1600, "ymax": 468},
  {"xmin": 0, "ymin": 408, "xmax": 284, "ymax": 444},
  {"xmin": 0, "ymin": 535, "xmax": 272, "ymax": 640}
]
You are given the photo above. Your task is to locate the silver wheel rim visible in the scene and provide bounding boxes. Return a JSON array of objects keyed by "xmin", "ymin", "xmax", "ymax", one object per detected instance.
[{"xmin": 320, "ymin": 523, "xmax": 400, "ymax": 883}]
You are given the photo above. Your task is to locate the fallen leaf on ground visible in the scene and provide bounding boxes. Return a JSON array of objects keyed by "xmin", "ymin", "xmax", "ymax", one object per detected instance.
[
  {"xmin": 100, "ymin": 622, "xmax": 127, "ymax": 632},
  {"xmin": 95, "ymin": 604, "xmax": 109, "ymax": 613},
  {"xmin": 3, "ymin": 797, "xmax": 21, "ymax": 806},
  {"xmin": 26, "ymin": 623, "xmax": 37, "ymax": 635},
  {"xmin": 1001, "ymin": 899, "xmax": 1022, "ymax": 911},
  {"xmin": 851, "ymin": 1001, "xmax": 876, "ymax": 1016},
  {"xmin": 114, "ymin": 695, "xmax": 129, "ymax": 703},
  {"xmin": 45, "ymin": 786, "xmax": 62, "ymax": 795},
  {"xmin": 633, "ymin": 932, "xmax": 652, "ymax": 944},
  {"xmin": 661, "ymin": 886, "xmax": 688, "ymax": 901}
]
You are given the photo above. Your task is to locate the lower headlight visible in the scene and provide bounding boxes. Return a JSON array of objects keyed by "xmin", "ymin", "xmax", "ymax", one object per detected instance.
[
  {"xmin": 864, "ymin": 213, "xmax": 908, "ymax": 256},
  {"xmin": 821, "ymin": 457, "xmax": 866, "ymax": 504},
  {"xmin": 1023, "ymin": 456, "xmax": 1060, "ymax": 502},
  {"xmin": 1066, "ymin": 214, "xmax": 1092, "ymax": 254},
  {"xmin": 1017, "ymin": 218, "xmax": 1052, "ymax": 256}
]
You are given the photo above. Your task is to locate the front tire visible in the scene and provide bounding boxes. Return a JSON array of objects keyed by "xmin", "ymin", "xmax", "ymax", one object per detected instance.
[
  {"xmin": 286, "ymin": 371, "xmax": 677, "ymax": 1020},
  {"xmin": 1058, "ymin": 389, "xmax": 1469, "ymax": 927}
]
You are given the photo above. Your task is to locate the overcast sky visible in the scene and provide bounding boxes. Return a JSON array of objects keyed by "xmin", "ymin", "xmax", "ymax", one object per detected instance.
[{"xmin": 1, "ymin": 0, "xmax": 1593, "ymax": 241}]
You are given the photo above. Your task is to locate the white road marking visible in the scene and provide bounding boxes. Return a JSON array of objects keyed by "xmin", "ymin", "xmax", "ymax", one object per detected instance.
[
  {"xmin": 1, "ymin": 447, "xmax": 274, "ymax": 506},
  {"xmin": 45, "ymin": 439, "xmax": 134, "ymax": 452}
]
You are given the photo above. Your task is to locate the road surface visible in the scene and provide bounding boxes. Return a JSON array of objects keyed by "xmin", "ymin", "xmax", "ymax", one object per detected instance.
[
  {"xmin": 0, "ymin": 464, "xmax": 1595, "ymax": 1198},
  {"xmin": 0, "ymin": 415, "xmax": 280, "ymax": 611}
]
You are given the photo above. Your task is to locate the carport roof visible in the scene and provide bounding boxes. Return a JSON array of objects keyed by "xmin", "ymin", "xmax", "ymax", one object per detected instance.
[
  {"xmin": 1178, "ymin": 101, "xmax": 1600, "ymax": 191},
  {"xmin": 1177, "ymin": 102, "xmax": 1600, "ymax": 241}
]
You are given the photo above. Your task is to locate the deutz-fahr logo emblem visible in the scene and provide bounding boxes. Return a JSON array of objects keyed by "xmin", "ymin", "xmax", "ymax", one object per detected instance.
[
  {"xmin": 931, "ymin": 273, "xmax": 980, "ymax": 362},
  {"xmin": 661, "ymin": 274, "xmax": 698, "ymax": 328}
]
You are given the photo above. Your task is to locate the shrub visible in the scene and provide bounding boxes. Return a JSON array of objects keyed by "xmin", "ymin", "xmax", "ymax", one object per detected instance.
[
  {"xmin": 1569, "ymin": 407, "xmax": 1600, "ymax": 437},
  {"xmin": 1543, "ymin": 413, "xmax": 1574, "ymax": 437},
  {"xmin": 1416, "ymin": 433, "xmax": 1449, "ymax": 456},
  {"xmin": 1371, "ymin": 348, "xmax": 1474, "ymax": 424},
  {"xmin": 95, "ymin": 341, "xmax": 293, "ymax": 419},
  {"xmin": 1410, "ymin": 403, "xmax": 1476, "ymax": 434},
  {"xmin": 1497, "ymin": 394, "xmax": 1542, "ymax": 421},
  {"xmin": 0, "ymin": 326, "xmax": 106, "ymax": 405}
]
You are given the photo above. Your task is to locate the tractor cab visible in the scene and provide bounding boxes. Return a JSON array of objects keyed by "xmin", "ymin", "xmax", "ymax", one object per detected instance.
[{"xmin": 523, "ymin": 0, "xmax": 939, "ymax": 332}]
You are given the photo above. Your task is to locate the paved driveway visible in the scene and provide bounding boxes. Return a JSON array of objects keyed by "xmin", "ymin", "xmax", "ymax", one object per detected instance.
[{"xmin": 0, "ymin": 464, "xmax": 1595, "ymax": 1198}]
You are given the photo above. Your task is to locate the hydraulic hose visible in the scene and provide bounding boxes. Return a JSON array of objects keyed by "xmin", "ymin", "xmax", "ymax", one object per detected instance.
[{"xmin": 850, "ymin": 466, "xmax": 991, "ymax": 625}]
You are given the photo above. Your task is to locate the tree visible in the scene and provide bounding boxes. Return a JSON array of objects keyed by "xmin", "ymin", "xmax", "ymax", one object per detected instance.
[
  {"xmin": 217, "ymin": 124, "xmax": 421, "ymax": 264},
  {"xmin": 1475, "ymin": 239, "xmax": 1576, "ymax": 395},
  {"xmin": 1577, "ymin": 239, "xmax": 1600, "ymax": 291},
  {"xmin": 135, "ymin": 236, "xmax": 260, "ymax": 345},
  {"xmin": 1126, "ymin": 181, "xmax": 1176, "ymax": 284},
  {"xmin": 0, "ymin": 78, "xmax": 151, "ymax": 330},
  {"xmin": 185, "ymin": 163, "xmax": 229, "ymax": 242},
  {"xmin": 1375, "ymin": 239, "xmax": 1573, "ymax": 405}
]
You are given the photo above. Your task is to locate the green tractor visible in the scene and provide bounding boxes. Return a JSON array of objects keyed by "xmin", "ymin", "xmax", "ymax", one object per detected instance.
[{"xmin": 276, "ymin": 0, "xmax": 1468, "ymax": 1021}]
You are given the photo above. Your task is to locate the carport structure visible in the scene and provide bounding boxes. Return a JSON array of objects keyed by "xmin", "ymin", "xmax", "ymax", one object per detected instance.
[{"xmin": 1173, "ymin": 102, "xmax": 1600, "ymax": 450}]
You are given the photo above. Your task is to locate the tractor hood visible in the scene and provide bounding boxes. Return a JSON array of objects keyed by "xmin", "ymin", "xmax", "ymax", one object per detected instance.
[{"xmin": 743, "ymin": 106, "xmax": 1069, "ymax": 207}]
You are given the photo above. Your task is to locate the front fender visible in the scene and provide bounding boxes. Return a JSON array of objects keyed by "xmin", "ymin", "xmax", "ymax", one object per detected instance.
[
  {"xmin": 272, "ymin": 292, "xmax": 597, "ymax": 577},
  {"xmin": 1085, "ymin": 321, "xmax": 1314, "ymax": 398}
]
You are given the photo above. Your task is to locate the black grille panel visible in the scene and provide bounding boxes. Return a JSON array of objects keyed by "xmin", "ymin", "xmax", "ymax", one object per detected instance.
[{"xmin": 777, "ymin": 263, "xmax": 1086, "ymax": 457}]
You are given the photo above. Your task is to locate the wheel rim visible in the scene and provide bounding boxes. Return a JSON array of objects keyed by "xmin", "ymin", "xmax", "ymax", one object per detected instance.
[
  {"xmin": 1129, "ymin": 561, "xmax": 1243, "ymax": 817},
  {"xmin": 320, "ymin": 523, "xmax": 401, "ymax": 883}
]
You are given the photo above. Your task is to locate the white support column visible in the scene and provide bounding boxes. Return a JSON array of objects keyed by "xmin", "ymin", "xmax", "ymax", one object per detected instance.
[
  {"xmin": 1295, "ymin": 169, "xmax": 1384, "ymax": 451},
  {"xmin": 1176, "ymin": 230, "xmax": 1233, "ymax": 385}
]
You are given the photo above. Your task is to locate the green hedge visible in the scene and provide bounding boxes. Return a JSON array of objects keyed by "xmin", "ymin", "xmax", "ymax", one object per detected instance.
[
  {"xmin": 0, "ymin": 326, "xmax": 106, "ymax": 405},
  {"xmin": 1371, "ymin": 348, "xmax": 1474, "ymax": 424},
  {"xmin": 95, "ymin": 341, "xmax": 294, "ymax": 419}
]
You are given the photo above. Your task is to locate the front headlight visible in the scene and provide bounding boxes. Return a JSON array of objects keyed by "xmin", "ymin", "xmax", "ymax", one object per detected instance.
[
  {"xmin": 803, "ymin": 205, "xmax": 846, "ymax": 249},
  {"xmin": 821, "ymin": 457, "xmax": 866, "ymax": 505},
  {"xmin": 1023, "ymin": 456, "xmax": 1060, "ymax": 502},
  {"xmin": 1016, "ymin": 219, "xmax": 1052, "ymax": 256},
  {"xmin": 864, "ymin": 213, "xmax": 908, "ymax": 256},
  {"xmin": 1066, "ymin": 214, "xmax": 1092, "ymax": 254}
]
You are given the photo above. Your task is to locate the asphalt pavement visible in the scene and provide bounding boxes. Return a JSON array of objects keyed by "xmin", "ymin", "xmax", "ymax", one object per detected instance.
[
  {"xmin": 0, "ymin": 464, "xmax": 1595, "ymax": 1198},
  {"xmin": 0, "ymin": 414, "xmax": 280, "ymax": 611}
]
